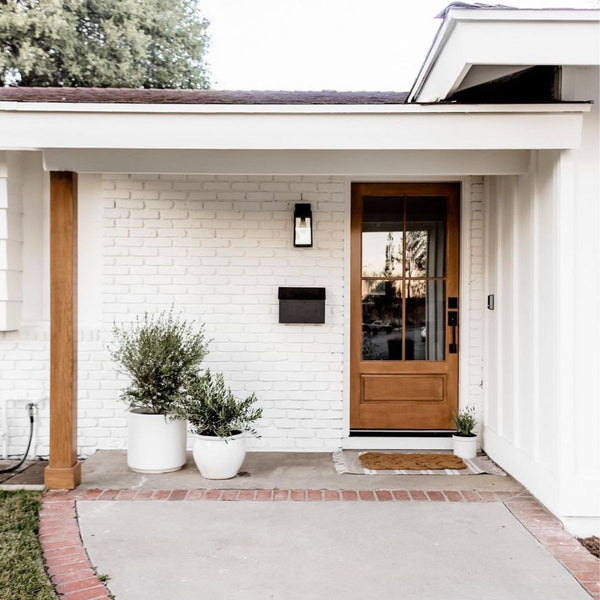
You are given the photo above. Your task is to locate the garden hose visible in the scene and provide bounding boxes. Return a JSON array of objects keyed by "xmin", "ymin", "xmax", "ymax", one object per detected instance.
[{"xmin": 0, "ymin": 403, "xmax": 35, "ymax": 474}]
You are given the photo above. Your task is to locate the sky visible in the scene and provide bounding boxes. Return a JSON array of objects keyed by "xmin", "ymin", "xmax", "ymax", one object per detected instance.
[{"xmin": 199, "ymin": 0, "xmax": 599, "ymax": 91}]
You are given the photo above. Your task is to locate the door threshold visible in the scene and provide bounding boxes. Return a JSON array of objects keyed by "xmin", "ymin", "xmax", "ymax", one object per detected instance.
[
  {"xmin": 342, "ymin": 436, "xmax": 453, "ymax": 451},
  {"xmin": 350, "ymin": 430, "xmax": 454, "ymax": 437}
]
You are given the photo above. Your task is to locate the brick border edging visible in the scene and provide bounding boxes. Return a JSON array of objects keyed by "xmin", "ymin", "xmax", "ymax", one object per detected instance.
[
  {"xmin": 503, "ymin": 495, "xmax": 600, "ymax": 599},
  {"xmin": 40, "ymin": 498, "xmax": 112, "ymax": 600},
  {"xmin": 42, "ymin": 489, "xmax": 600, "ymax": 600}
]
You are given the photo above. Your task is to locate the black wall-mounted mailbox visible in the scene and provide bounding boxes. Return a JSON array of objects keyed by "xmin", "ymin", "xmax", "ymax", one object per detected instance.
[{"xmin": 278, "ymin": 287, "xmax": 326, "ymax": 324}]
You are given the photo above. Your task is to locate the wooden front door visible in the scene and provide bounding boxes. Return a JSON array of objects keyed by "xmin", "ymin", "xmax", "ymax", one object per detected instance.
[{"xmin": 350, "ymin": 183, "xmax": 460, "ymax": 431}]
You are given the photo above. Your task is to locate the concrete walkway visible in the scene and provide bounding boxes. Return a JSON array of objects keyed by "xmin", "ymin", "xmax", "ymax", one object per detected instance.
[
  {"xmin": 81, "ymin": 450, "xmax": 523, "ymax": 492},
  {"xmin": 78, "ymin": 500, "xmax": 590, "ymax": 600}
]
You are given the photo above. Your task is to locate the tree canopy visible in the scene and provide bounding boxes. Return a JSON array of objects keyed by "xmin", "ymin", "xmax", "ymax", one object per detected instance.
[{"xmin": 0, "ymin": 0, "xmax": 210, "ymax": 88}]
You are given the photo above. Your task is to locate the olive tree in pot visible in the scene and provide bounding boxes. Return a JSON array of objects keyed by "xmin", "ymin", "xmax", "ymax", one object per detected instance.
[
  {"xmin": 110, "ymin": 310, "xmax": 208, "ymax": 473},
  {"xmin": 452, "ymin": 406, "xmax": 478, "ymax": 459},
  {"xmin": 174, "ymin": 370, "xmax": 262, "ymax": 479}
]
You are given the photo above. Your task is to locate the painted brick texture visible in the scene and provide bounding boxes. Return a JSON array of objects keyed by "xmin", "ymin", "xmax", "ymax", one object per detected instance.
[
  {"xmin": 101, "ymin": 175, "xmax": 347, "ymax": 451},
  {"xmin": 468, "ymin": 176, "xmax": 485, "ymax": 423},
  {"xmin": 0, "ymin": 174, "xmax": 485, "ymax": 456}
]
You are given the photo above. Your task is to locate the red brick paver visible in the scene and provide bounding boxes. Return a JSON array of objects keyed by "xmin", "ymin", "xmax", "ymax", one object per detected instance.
[
  {"xmin": 505, "ymin": 494, "xmax": 600, "ymax": 599},
  {"xmin": 39, "ymin": 498, "xmax": 111, "ymax": 600},
  {"xmin": 42, "ymin": 488, "xmax": 600, "ymax": 599}
]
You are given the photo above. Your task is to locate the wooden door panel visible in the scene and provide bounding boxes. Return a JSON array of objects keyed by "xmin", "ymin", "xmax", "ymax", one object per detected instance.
[
  {"xmin": 362, "ymin": 375, "xmax": 445, "ymax": 403},
  {"xmin": 350, "ymin": 182, "xmax": 460, "ymax": 431},
  {"xmin": 352, "ymin": 402, "xmax": 456, "ymax": 430}
]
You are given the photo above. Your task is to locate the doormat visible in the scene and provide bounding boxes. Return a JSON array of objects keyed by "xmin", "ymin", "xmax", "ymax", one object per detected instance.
[
  {"xmin": 333, "ymin": 450, "xmax": 506, "ymax": 476},
  {"xmin": 360, "ymin": 452, "xmax": 466, "ymax": 471}
]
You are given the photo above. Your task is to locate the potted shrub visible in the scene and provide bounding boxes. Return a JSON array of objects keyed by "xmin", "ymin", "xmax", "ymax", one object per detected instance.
[
  {"xmin": 110, "ymin": 310, "xmax": 208, "ymax": 473},
  {"xmin": 174, "ymin": 370, "xmax": 262, "ymax": 479},
  {"xmin": 452, "ymin": 406, "xmax": 478, "ymax": 459}
]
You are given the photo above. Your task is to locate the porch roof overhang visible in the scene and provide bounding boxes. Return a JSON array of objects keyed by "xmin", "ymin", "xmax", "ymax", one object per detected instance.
[
  {"xmin": 0, "ymin": 102, "xmax": 589, "ymax": 174},
  {"xmin": 408, "ymin": 8, "xmax": 600, "ymax": 102}
]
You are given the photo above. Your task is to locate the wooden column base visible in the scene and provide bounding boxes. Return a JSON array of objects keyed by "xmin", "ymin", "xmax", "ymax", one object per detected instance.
[{"xmin": 44, "ymin": 462, "xmax": 82, "ymax": 490}]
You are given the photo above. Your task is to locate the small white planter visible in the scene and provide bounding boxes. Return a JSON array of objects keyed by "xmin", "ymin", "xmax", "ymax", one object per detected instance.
[
  {"xmin": 127, "ymin": 410, "xmax": 187, "ymax": 473},
  {"xmin": 452, "ymin": 434, "xmax": 478, "ymax": 459},
  {"xmin": 192, "ymin": 432, "xmax": 246, "ymax": 479}
]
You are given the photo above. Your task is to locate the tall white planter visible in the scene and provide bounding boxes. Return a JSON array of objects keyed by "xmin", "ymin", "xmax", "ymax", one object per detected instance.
[
  {"xmin": 452, "ymin": 434, "xmax": 478, "ymax": 459},
  {"xmin": 127, "ymin": 410, "xmax": 187, "ymax": 473},
  {"xmin": 192, "ymin": 432, "xmax": 246, "ymax": 479}
]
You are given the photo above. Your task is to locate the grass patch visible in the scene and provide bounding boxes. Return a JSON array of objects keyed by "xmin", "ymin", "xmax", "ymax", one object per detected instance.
[{"xmin": 0, "ymin": 491, "xmax": 57, "ymax": 600}]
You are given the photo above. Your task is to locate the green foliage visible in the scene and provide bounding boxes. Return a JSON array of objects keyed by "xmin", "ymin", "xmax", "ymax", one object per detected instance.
[
  {"xmin": 0, "ymin": 491, "xmax": 57, "ymax": 600},
  {"xmin": 109, "ymin": 310, "xmax": 208, "ymax": 415},
  {"xmin": 453, "ymin": 406, "xmax": 477, "ymax": 437},
  {"xmin": 0, "ymin": 0, "xmax": 210, "ymax": 88},
  {"xmin": 175, "ymin": 370, "xmax": 263, "ymax": 439}
]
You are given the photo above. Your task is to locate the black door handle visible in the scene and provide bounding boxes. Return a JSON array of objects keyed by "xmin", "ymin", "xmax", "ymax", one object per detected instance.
[{"xmin": 448, "ymin": 311, "xmax": 458, "ymax": 354}]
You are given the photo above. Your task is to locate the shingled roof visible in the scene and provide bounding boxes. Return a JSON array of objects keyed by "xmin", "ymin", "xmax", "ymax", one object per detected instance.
[{"xmin": 0, "ymin": 87, "xmax": 409, "ymax": 105}]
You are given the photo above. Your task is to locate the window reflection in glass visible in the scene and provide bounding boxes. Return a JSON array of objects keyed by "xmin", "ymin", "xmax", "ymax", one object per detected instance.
[
  {"xmin": 362, "ymin": 231, "xmax": 403, "ymax": 277},
  {"xmin": 405, "ymin": 196, "xmax": 446, "ymax": 278},
  {"xmin": 405, "ymin": 280, "xmax": 445, "ymax": 360},
  {"xmin": 360, "ymin": 195, "xmax": 447, "ymax": 361},
  {"xmin": 361, "ymin": 196, "xmax": 403, "ymax": 277},
  {"xmin": 361, "ymin": 280, "xmax": 403, "ymax": 360}
]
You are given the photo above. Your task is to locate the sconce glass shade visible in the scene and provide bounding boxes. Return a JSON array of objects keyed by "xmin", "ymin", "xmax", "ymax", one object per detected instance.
[{"xmin": 294, "ymin": 203, "xmax": 313, "ymax": 247}]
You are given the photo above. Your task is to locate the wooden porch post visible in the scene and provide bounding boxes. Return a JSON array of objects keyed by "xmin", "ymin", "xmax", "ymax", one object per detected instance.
[{"xmin": 44, "ymin": 172, "xmax": 81, "ymax": 489}]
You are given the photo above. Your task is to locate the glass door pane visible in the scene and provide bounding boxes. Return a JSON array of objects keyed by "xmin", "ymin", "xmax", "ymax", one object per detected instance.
[
  {"xmin": 361, "ymin": 279, "xmax": 403, "ymax": 360},
  {"xmin": 405, "ymin": 196, "xmax": 446, "ymax": 278},
  {"xmin": 361, "ymin": 194, "xmax": 448, "ymax": 361},
  {"xmin": 405, "ymin": 279, "xmax": 445, "ymax": 360},
  {"xmin": 362, "ymin": 196, "xmax": 403, "ymax": 277}
]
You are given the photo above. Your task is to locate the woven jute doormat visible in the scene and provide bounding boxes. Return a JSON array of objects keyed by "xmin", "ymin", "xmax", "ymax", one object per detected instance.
[
  {"xmin": 333, "ymin": 451, "xmax": 507, "ymax": 475},
  {"xmin": 360, "ymin": 452, "xmax": 466, "ymax": 471}
]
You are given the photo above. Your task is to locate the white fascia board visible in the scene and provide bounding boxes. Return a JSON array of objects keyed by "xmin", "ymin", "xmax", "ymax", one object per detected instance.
[
  {"xmin": 0, "ymin": 105, "xmax": 588, "ymax": 152},
  {"xmin": 0, "ymin": 102, "xmax": 589, "ymax": 114},
  {"xmin": 42, "ymin": 149, "xmax": 531, "ymax": 176},
  {"xmin": 445, "ymin": 8, "xmax": 600, "ymax": 23},
  {"xmin": 409, "ymin": 10, "xmax": 600, "ymax": 102}
]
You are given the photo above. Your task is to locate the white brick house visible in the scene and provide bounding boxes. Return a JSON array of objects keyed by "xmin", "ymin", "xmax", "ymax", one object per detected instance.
[{"xmin": 0, "ymin": 7, "xmax": 598, "ymax": 536}]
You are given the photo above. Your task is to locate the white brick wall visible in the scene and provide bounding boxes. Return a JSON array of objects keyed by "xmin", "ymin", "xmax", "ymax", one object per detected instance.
[
  {"xmin": 99, "ymin": 174, "xmax": 346, "ymax": 451},
  {"xmin": 466, "ymin": 177, "xmax": 485, "ymax": 422},
  {"xmin": 0, "ymin": 173, "xmax": 486, "ymax": 457}
]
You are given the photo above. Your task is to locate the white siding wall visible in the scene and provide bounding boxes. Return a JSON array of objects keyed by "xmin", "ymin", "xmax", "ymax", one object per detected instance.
[
  {"xmin": 484, "ymin": 153, "xmax": 561, "ymax": 509},
  {"xmin": 484, "ymin": 66, "xmax": 600, "ymax": 535},
  {"xmin": 0, "ymin": 152, "xmax": 24, "ymax": 332}
]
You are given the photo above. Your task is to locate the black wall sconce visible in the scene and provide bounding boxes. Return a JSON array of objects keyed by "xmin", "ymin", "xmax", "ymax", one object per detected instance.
[{"xmin": 294, "ymin": 203, "xmax": 313, "ymax": 247}]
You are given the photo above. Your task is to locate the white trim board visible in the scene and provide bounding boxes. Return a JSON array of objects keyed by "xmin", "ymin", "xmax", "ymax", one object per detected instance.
[
  {"xmin": 342, "ymin": 437, "xmax": 453, "ymax": 451},
  {"xmin": 409, "ymin": 11, "xmax": 599, "ymax": 102},
  {"xmin": 42, "ymin": 149, "xmax": 531, "ymax": 176},
  {"xmin": 0, "ymin": 111, "xmax": 586, "ymax": 151}
]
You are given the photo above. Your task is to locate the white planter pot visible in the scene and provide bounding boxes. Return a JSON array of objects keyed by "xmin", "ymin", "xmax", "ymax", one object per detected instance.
[
  {"xmin": 452, "ymin": 434, "xmax": 478, "ymax": 460},
  {"xmin": 192, "ymin": 432, "xmax": 246, "ymax": 479},
  {"xmin": 127, "ymin": 410, "xmax": 187, "ymax": 473}
]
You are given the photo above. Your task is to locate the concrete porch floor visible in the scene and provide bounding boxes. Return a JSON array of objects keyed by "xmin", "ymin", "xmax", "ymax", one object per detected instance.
[{"xmin": 81, "ymin": 450, "xmax": 524, "ymax": 493}]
